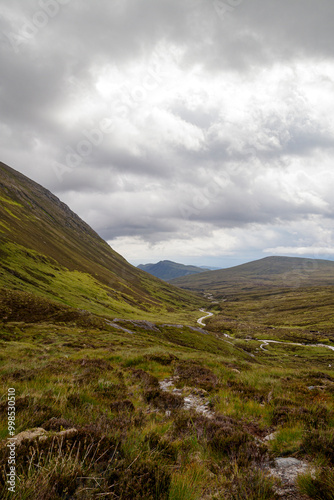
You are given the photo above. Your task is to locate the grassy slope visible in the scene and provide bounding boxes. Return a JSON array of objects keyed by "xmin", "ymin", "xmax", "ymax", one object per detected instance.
[
  {"xmin": 172, "ymin": 256, "xmax": 334, "ymax": 295},
  {"xmin": 0, "ymin": 162, "xmax": 203, "ymax": 322},
  {"xmin": 0, "ymin": 164, "xmax": 333, "ymax": 498}
]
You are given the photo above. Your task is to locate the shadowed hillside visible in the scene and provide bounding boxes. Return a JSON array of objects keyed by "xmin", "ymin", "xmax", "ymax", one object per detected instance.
[{"xmin": 138, "ymin": 260, "xmax": 208, "ymax": 281}]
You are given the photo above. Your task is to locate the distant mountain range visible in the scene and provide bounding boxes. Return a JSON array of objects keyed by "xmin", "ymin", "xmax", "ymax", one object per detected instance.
[
  {"xmin": 171, "ymin": 255, "xmax": 334, "ymax": 297},
  {"xmin": 0, "ymin": 162, "xmax": 202, "ymax": 320},
  {"xmin": 137, "ymin": 260, "xmax": 220, "ymax": 281}
]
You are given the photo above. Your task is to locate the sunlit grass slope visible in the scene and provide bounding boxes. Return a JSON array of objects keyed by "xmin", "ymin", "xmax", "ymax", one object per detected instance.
[{"xmin": 0, "ymin": 162, "xmax": 203, "ymax": 321}]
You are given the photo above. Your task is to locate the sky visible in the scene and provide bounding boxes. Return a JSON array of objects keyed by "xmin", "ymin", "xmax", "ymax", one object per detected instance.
[{"xmin": 1, "ymin": 0, "xmax": 334, "ymax": 269}]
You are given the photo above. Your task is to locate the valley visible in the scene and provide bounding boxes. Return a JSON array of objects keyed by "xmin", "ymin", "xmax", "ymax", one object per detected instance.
[{"xmin": 0, "ymin": 162, "xmax": 333, "ymax": 499}]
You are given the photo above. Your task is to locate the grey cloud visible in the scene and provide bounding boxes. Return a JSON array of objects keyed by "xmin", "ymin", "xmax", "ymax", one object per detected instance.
[
  {"xmin": 0, "ymin": 0, "xmax": 333, "ymax": 264},
  {"xmin": 204, "ymin": 0, "xmax": 334, "ymax": 71}
]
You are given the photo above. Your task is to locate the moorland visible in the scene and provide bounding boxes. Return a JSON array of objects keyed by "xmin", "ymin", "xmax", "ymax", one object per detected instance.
[{"xmin": 0, "ymin": 161, "xmax": 333, "ymax": 499}]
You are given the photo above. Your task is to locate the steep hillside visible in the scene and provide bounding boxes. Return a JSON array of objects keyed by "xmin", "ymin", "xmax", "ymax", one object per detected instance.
[
  {"xmin": 138, "ymin": 260, "xmax": 207, "ymax": 281},
  {"xmin": 0, "ymin": 162, "xmax": 203, "ymax": 321},
  {"xmin": 171, "ymin": 256, "xmax": 334, "ymax": 297}
]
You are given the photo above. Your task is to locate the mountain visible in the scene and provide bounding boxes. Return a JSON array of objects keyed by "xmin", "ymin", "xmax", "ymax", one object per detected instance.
[
  {"xmin": 0, "ymin": 161, "xmax": 202, "ymax": 321},
  {"xmin": 171, "ymin": 255, "xmax": 334, "ymax": 297},
  {"xmin": 137, "ymin": 260, "xmax": 209, "ymax": 281},
  {"xmin": 1, "ymin": 164, "xmax": 333, "ymax": 499}
]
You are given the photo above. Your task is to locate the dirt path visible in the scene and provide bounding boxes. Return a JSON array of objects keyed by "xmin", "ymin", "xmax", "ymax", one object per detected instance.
[
  {"xmin": 197, "ymin": 308, "xmax": 214, "ymax": 326},
  {"xmin": 258, "ymin": 338, "xmax": 334, "ymax": 353}
]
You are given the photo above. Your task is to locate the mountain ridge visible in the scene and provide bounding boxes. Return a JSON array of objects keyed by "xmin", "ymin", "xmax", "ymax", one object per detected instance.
[
  {"xmin": 0, "ymin": 161, "xmax": 203, "ymax": 321},
  {"xmin": 137, "ymin": 260, "xmax": 210, "ymax": 281},
  {"xmin": 171, "ymin": 255, "xmax": 334, "ymax": 297}
]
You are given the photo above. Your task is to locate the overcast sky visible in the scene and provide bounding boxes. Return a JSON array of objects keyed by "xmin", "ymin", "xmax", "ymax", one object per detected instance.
[{"xmin": 1, "ymin": 0, "xmax": 334, "ymax": 268}]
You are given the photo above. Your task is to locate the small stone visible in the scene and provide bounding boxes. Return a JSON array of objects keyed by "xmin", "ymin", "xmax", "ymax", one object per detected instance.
[
  {"xmin": 275, "ymin": 457, "xmax": 302, "ymax": 469},
  {"xmin": 263, "ymin": 432, "xmax": 277, "ymax": 442}
]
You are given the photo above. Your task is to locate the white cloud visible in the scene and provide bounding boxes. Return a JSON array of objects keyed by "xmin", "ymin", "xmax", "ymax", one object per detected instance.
[
  {"xmin": 264, "ymin": 247, "xmax": 334, "ymax": 257},
  {"xmin": 1, "ymin": 0, "xmax": 334, "ymax": 266}
]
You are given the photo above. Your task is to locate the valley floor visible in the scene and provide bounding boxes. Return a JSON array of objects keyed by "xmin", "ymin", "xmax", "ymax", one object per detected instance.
[{"xmin": 0, "ymin": 302, "xmax": 333, "ymax": 499}]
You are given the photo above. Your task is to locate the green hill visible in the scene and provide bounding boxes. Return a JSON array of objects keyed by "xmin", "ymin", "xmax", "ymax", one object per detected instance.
[
  {"xmin": 171, "ymin": 255, "xmax": 334, "ymax": 297},
  {"xmin": 138, "ymin": 260, "xmax": 208, "ymax": 281},
  {"xmin": 0, "ymin": 161, "xmax": 202, "ymax": 322}
]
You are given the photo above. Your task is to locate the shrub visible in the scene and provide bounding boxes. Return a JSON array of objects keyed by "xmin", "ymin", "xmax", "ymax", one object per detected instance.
[
  {"xmin": 297, "ymin": 468, "xmax": 334, "ymax": 500},
  {"xmin": 227, "ymin": 380, "xmax": 267, "ymax": 403},
  {"xmin": 302, "ymin": 429, "xmax": 334, "ymax": 464},
  {"xmin": 144, "ymin": 389, "xmax": 184, "ymax": 410},
  {"xmin": 269, "ymin": 404, "xmax": 331, "ymax": 429},
  {"xmin": 174, "ymin": 361, "xmax": 219, "ymax": 391},
  {"xmin": 144, "ymin": 353, "xmax": 178, "ymax": 365},
  {"xmin": 0, "ymin": 427, "xmax": 121, "ymax": 498},
  {"xmin": 144, "ymin": 431, "xmax": 178, "ymax": 462},
  {"xmin": 229, "ymin": 469, "xmax": 279, "ymax": 500},
  {"xmin": 110, "ymin": 399, "xmax": 135, "ymax": 412},
  {"xmin": 173, "ymin": 412, "xmax": 270, "ymax": 467},
  {"xmin": 107, "ymin": 458, "xmax": 171, "ymax": 499},
  {"xmin": 131, "ymin": 368, "xmax": 160, "ymax": 388},
  {"xmin": 42, "ymin": 417, "xmax": 73, "ymax": 431}
]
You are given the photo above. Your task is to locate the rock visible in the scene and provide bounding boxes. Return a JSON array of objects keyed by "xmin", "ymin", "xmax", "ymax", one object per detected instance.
[
  {"xmin": 105, "ymin": 320, "xmax": 134, "ymax": 334},
  {"xmin": 55, "ymin": 428, "xmax": 78, "ymax": 439},
  {"xmin": 275, "ymin": 457, "xmax": 303, "ymax": 469},
  {"xmin": 10, "ymin": 427, "xmax": 47, "ymax": 446},
  {"xmin": 159, "ymin": 377, "xmax": 214, "ymax": 418},
  {"xmin": 188, "ymin": 326, "xmax": 209, "ymax": 335},
  {"xmin": 263, "ymin": 431, "xmax": 277, "ymax": 442},
  {"xmin": 161, "ymin": 324, "xmax": 183, "ymax": 329},
  {"xmin": 267, "ymin": 456, "xmax": 314, "ymax": 498},
  {"xmin": 159, "ymin": 378, "xmax": 175, "ymax": 391},
  {"xmin": 5, "ymin": 427, "xmax": 78, "ymax": 447},
  {"xmin": 183, "ymin": 394, "xmax": 213, "ymax": 417},
  {"xmin": 114, "ymin": 319, "xmax": 160, "ymax": 332},
  {"xmin": 172, "ymin": 388, "xmax": 183, "ymax": 395}
]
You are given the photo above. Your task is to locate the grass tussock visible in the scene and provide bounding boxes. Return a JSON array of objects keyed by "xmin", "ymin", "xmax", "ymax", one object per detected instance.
[{"xmin": 297, "ymin": 468, "xmax": 334, "ymax": 500}]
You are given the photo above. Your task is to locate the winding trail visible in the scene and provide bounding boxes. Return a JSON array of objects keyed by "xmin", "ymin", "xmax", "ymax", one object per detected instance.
[
  {"xmin": 197, "ymin": 308, "xmax": 214, "ymax": 326},
  {"xmin": 198, "ymin": 315, "xmax": 333, "ymax": 357},
  {"xmin": 259, "ymin": 338, "xmax": 334, "ymax": 353},
  {"xmin": 225, "ymin": 332, "xmax": 334, "ymax": 354}
]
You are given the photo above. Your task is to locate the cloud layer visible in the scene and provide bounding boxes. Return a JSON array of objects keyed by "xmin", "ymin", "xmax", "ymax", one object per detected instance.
[{"xmin": 1, "ymin": 0, "xmax": 334, "ymax": 266}]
